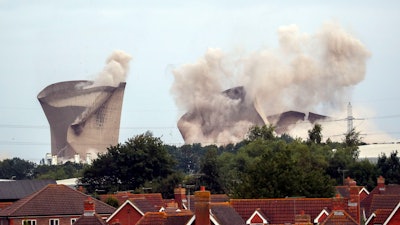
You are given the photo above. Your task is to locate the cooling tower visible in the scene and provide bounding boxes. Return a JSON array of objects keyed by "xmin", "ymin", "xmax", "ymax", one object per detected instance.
[
  {"xmin": 177, "ymin": 86, "xmax": 265, "ymax": 142},
  {"xmin": 177, "ymin": 86, "xmax": 329, "ymax": 144},
  {"xmin": 38, "ymin": 80, "xmax": 126, "ymax": 161}
]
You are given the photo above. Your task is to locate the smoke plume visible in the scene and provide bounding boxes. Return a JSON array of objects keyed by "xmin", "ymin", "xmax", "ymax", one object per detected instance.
[
  {"xmin": 92, "ymin": 50, "xmax": 132, "ymax": 87},
  {"xmin": 171, "ymin": 22, "xmax": 371, "ymax": 145}
]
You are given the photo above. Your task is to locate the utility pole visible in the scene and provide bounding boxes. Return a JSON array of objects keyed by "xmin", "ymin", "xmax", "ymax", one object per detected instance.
[{"xmin": 337, "ymin": 167, "xmax": 349, "ymax": 185}]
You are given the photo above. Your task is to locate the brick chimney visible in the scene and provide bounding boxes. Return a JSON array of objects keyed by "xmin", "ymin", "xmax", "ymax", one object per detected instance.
[
  {"xmin": 294, "ymin": 210, "xmax": 312, "ymax": 225},
  {"xmin": 195, "ymin": 186, "xmax": 210, "ymax": 225},
  {"xmin": 332, "ymin": 194, "xmax": 345, "ymax": 211},
  {"xmin": 348, "ymin": 179, "xmax": 360, "ymax": 225},
  {"xmin": 378, "ymin": 176, "xmax": 385, "ymax": 192},
  {"xmin": 174, "ymin": 185, "xmax": 186, "ymax": 209},
  {"xmin": 83, "ymin": 197, "xmax": 95, "ymax": 216}
]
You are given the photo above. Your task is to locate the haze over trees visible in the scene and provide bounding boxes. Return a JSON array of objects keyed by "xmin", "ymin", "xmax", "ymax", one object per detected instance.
[{"xmin": 0, "ymin": 124, "xmax": 398, "ymax": 199}]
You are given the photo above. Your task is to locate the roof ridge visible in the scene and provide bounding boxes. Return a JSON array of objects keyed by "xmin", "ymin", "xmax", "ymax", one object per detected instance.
[
  {"xmin": 1, "ymin": 183, "xmax": 54, "ymax": 216},
  {"xmin": 59, "ymin": 184, "xmax": 116, "ymax": 209}
]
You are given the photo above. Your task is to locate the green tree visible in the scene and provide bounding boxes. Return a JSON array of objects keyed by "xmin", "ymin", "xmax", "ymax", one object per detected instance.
[
  {"xmin": 308, "ymin": 124, "xmax": 323, "ymax": 144},
  {"xmin": 34, "ymin": 162, "xmax": 84, "ymax": 180},
  {"xmin": 377, "ymin": 151, "xmax": 400, "ymax": 184},
  {"xmin": 349, "ymin": 159, "xmax": 377, "ymax": 190},
  {"xmin": 0, "ymin": 157, "xmax": 36, "ymax": 180},
  {"xmin": 198, "ymin": 146, "xmax": 223, "ymax": 193},
  {"xmin": 104, "ymin": 197, "xmax": 119, "ymax": 207},
  {"xmin": 80, "ymin": 132, "xmax": 177, "ymax": 193},
  {"xmin": 247, "ymin": 125, "xmax": 276, "ymax": 141},
  {"xmin": 227, "ymin": 139, "xmax": 334, "ymax": 198}
]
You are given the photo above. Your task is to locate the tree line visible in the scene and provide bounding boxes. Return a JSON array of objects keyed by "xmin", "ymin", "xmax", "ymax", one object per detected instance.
[{"xmin": 1, "ymin": 125, "xmax": 399, "ymax": 199}]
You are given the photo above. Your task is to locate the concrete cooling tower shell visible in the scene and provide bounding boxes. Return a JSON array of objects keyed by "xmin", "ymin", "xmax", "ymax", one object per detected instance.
[{"xmin": 38, "ymin": 80, "xmax": 126, "ymax": 161}]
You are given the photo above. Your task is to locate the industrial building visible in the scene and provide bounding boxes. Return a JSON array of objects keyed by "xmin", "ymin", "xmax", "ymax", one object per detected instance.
[{"xmin": 38, "ymin": 80, "xmax": 126, "ymax": 163}]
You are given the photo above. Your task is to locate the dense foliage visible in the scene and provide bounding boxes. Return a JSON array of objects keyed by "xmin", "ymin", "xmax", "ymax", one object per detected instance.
[
  {"xmin": 80, "ymin": 132, "xmax": 177, "ymax": 195},
  {"xmin": 0, "ymin": 124, "xmax": 398, "ymax": 199}
]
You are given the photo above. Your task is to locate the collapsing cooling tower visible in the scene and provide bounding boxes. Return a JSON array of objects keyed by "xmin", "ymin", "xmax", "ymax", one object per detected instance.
[
  {"xmin": 177, "ymin": 86, "xmax": 328, "ymax": 144},
  {"xmin": 38, "ymin": 80, "xmax": 126, "ymax": 161}
]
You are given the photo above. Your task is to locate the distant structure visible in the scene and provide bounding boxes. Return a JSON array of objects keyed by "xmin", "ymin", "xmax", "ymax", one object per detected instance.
[
  {"xmin": 347, "ymin": 102, "xmax": 354, "ymax": 134},
  {"xmin": 38, "ymin": 80, "xmax": 126, "ymax": 163},
  {"xmin": 177, "ymin": 86, "xmax": 328, "ymax": 144}
]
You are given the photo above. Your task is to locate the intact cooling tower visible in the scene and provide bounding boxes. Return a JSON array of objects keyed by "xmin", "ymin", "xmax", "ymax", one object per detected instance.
[{"xmin": 38, "ymin": 80, "xmax": 126, "ymax": 161}]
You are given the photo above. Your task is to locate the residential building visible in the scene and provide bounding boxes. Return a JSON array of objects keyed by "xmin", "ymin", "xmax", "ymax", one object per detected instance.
[{"xmin": 0, "ymin": 184, "xmax": 115, "ymax": 225}]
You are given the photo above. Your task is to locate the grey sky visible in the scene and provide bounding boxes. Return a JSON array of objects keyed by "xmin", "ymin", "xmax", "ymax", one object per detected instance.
[{"xmin": 1, "ymin": 1, "xmax": 400, "ymax": 162}]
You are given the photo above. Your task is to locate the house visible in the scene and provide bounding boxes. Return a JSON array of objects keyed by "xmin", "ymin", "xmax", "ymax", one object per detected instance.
[
  {"xmin": 0, "ymin": 184, "xmax": 115, "ymax": 225},
  {"xmin": 100, "ymin": 192, "xmax": 165, "ymax": 210},
  {"xmin": 0, "ymin": 179, "xmax": 56, "ymax": 209},
  {"xmin": 320, "ymin": 210, "xmax": 358, "ymax": 225},
  {"xmin": 361, "ymin": 176, "xmax": 400, "ymax": 221},
  {"xmin": 365, "ymin": 202, "xmax": 400, "ymax": 225},
  {"xmin": 336, "ymin": 177, "xmax": 369, "ymax": 202},
  {"xmin": 106, "ymin": 198, "xmax": 162, "ymax": 225},
  {"xmin": 135, "ymin": 211, "xmax": 193, "ymax": 225},
  {"xmin": 185, "ymin": 186, "xmax": 245, "ymax": 225},
  {"xmin": 73, "ymin": 197, "xmax": 108, "ymax": 225},
  {"xmin": 231, "ymin": 193, "xmax": 360, "ymax": 225}
]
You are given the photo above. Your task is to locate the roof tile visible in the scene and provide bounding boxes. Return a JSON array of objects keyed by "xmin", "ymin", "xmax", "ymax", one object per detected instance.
[{"xmin": 0, "ymin": 184, "xmax": 115, "ymax": 217}]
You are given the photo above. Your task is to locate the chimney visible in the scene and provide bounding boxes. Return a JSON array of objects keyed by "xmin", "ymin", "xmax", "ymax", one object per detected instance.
[
  {"xmin": 378, "ymin": 176, "xmax": 385, "ymax": 192},
  {"xmin": 195, "ymin": 186, "xmax": 210, "ymax": 225},
  {"xmin": 83, "ymin": 197, "xmax": 95, "ymax": 216},
  {"xmin": 174, "ymin": 185, "xmax": 186, "ymax": 209},
  {"xmin": 332, "ymin": 194, "xmax": 345, "ymax": 211},
  {"xmin": 348, "ymin": 179, "xmax": 360, "ymax": 225},
  {"xmin": 294, "ymin": 210, "xmax": 312, "ymax": 225}
]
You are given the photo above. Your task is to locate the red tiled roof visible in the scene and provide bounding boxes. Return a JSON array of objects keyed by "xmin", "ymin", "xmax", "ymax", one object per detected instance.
[
  {"xmin": 135, "ymin": 209, "xmax": 193, "ymax": 225},
  {"xmin": 0, "ymin": 184, "xmax": 115, "ymax": 217},
  {"xmin": 136, "ymin": 212, "xmax": 167, "ymax": 225},
  {"xmin": 0, "ymin": 202, "xmax": 13, "ymax": 210},
  {"xmin": 100, "ymin": 193, "xmax": 165, "ymax": 209},
  {"xmin": 320, "ymin": 210, "xmax": 358, "ymax": 225},
  {"xmin": 187, "ymin": 194, "xmax": 229, "ymax": 211},
  {"xmin": 361, "ymin": 183, "xmax": 400, "ymax": 218},
  {"xmin": 230, "ymin": 198, "xmax": 335, "ymax": 224},
  {"xmin": 130, "ymin": 198, "xmax": 160, "ymax": 213},
  {"xmin": 73, "ymin": 214, "xmax": 107, "ymax": 225},
  {"xmin": 368, "ymin": 195, "xmax": 400, "ymax": 218},
  {"xmin": 165, "ymin": 213, "xmax": 193, "ymax": 225},
  {"xmin": 370, "ymin": 209, "xmax": 393, "ymax": 224}
]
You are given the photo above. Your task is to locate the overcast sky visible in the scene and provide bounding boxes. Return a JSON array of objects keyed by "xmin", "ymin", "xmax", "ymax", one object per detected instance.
[{"xmin": 1, "ymin": 1, "xmax": 400, "ymax": 163}]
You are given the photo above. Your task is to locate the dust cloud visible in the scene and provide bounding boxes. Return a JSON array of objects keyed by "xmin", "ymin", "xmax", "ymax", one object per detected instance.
[{"xmin": 171, "ymin": 22, "xmax": 371, "ymax": 145}]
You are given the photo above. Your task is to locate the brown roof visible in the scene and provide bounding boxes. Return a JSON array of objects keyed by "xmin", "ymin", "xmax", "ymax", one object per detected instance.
[
  {"xmin": 136, "ymin": 212, "xmax": 192, "ymax": 225},
  {"xmin": 0, "ymin": 184, "xmax": 115, "ymax": 217},
  {"xmin": 230, "ymin": 198, "xmax": 337, "ymax": 224},
  {"xmin": 187, "ymin": 194, "xmax": 229, "ymax": 211},
  {"xmin": 361, "ymin": 183, "xmax": 400, "ymax": 218},
  {"xmin": 130, "ymin": 198, "xmax": 160, "ymax": 213},
  {"xmin": 100, "ymin": 192, "xmax": 165, "ymax": 209},
  {"xmin": 136, "ymin": 212, "xmax": 166, "ymax": 225},
  {"xmin": 73, "ymin": 215, "xmax": 107, "ymax": 225},
  {"xmin": 320, "ymin": 210, "xmax": 358, "ymax": 225},
  {"xmin": 368, "ymin": 195, "xmax": 400, "ymax": 218},
  {"xmin": 366, "ymin": 209, "xmax": 392, "ymax": 225}
]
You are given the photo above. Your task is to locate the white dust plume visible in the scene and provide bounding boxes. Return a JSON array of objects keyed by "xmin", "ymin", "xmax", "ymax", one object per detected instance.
[{"xmin": 171, "ymin": 21, "xmax": 371, "ymax": 145}]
